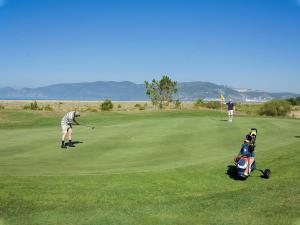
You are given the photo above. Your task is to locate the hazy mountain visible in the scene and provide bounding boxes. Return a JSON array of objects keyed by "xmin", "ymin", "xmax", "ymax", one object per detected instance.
[
  {"xmin": 0, "ymin": 81, "xmax": 146, "ymax": 101},
  {"xmin": 0, "ymin": 81, "xmax": 298, "ymax": 101}
]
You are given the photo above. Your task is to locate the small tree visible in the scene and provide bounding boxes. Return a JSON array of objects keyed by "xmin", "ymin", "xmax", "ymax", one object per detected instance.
[
  {"xmin": 286, "ymin": 98, "xmax": 297, "ymax": 106},
  {"xmin": 286, "ymin": 96, "xmax": 300, "ymax": 106},
  {"xmin": 100, "ymin": 99, "xmax": 114, "ymax": 111},
  {"xmin": 145, "ymin": 75, "xmax": 177, "ymax": 109},
  {"xmin": 174, "ymin": 99, "xmax": 182, "ymax": 109},
  {"xmin": 30, "ymin": 101, "xmax": 39, "ymax": 110},
  {"xmin": 23, "ymin": 101, "xmax": 41, "ymax": 110},
  {"xmin": 194, "ymin": 98, "xmax": 204, "ymax": 108},
  {"xmin": 296, "ymin": 96, "xmax": 300, "ymax": 105}
]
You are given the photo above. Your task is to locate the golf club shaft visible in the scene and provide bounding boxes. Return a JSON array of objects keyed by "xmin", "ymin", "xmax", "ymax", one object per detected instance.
[{"xmin": 80, "ymin": 124, "xmax": 95, "ymax": 129}]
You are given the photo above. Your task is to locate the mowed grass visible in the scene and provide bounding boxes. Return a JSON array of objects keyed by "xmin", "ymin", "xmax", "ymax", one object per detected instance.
[{"xmin": 0, "ymin": 110, "xmax": 299, "ymax": 225}]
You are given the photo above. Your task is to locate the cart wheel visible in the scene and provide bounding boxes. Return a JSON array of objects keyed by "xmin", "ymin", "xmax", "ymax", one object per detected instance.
[{"xmin": 263, "ymin": 169, "xmax": 271, "ymax": 179}]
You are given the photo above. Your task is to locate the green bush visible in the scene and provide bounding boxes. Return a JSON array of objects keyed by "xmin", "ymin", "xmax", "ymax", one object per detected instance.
[
  {"xmin": 235, "ymin": 103, "xmax": 260, "ymax": 115},
  {"xmin": 174, "ymin": 100, "xmax": 181, "ymax": 109},
  {"xmin": 0, "ymin": 105, "xmax": 5, "ymax": 110},
  {"xmin": 205, "ymin": 101, "xmax": 220, "ymax": 109},
  {"xmin": 43, "ymin": 104, "xmax": 53, "ymax": 111},
  {"xmin": 134, "ymin": 103, "xmax": 146, "ymax": 110},
  {"xmin": 23, "ymin": 101, "xmax": 42, "ymax": 110},
  {"xmin": 100, "ymin": 100, "xmax": 114, "ymax": 111},
  {"xmin": 258, "ymin": 99, "xmax": 291, "ymax": 116},
  {"xmin": 286, "ymin": 98, "xmax": 297, "ymax": 106},
  {"xmin": 194, "ymin": 98, "xmax": 204, "ymax": 108},
  {"xmin": 286, "ymin": 96, "xmax": 300, "ymax": 106}
]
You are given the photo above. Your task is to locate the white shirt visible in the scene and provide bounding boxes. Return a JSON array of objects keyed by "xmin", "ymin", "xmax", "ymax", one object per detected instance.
[{"xmin": 61, "ymin": 111, "xmax": 75, "ymax": 125}]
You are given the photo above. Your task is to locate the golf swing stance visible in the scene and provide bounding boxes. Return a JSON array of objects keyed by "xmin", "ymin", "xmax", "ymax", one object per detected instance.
[{"xmin": 60, "ymin": 111, "xmax": 80, "ymax": 149}]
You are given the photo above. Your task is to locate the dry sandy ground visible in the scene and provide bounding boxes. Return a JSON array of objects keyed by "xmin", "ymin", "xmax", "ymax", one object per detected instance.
[
  {"xmin": 290, "ymin": 111, "xmax": 300, "ymax": 118},
  {"xmin": 0, "ymin": 100, "xmax": 195, "ymax": 112},
  {"xmin": 1, "ymin": 100, "xmax": 299, "ymax": 118}
]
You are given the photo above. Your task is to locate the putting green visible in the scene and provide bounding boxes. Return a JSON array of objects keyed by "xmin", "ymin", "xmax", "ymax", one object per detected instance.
[{"xmin": 0, "ymin": 110, "xmax": 299, "ymax": 225}]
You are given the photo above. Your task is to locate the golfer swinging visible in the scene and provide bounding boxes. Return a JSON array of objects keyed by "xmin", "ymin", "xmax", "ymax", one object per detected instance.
[{"xmin": 60, "ymin": 111, "xmax": 80, "ymax": 148}]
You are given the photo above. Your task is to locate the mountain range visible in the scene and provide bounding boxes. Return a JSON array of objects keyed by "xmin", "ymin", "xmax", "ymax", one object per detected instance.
[{"xmin": 0, "ymin": 81, "xmax": 298, "ymax": 102}]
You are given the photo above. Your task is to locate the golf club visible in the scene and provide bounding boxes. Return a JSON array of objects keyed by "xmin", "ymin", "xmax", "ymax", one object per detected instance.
[{"xmin": 80, "ymin": 123, "xmax": 95, "ymax": 129}]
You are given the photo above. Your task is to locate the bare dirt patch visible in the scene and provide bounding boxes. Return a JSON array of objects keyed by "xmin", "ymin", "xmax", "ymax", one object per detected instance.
[{"xmin": 290, "ymin": 111, "xmax": 300, "ymax": 118}]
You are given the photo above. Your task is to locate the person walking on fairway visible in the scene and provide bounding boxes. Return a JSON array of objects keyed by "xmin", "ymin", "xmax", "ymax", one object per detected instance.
[
  {"xmin": 60, "ymin": 111, "xmax": 80, "ymax": 148},
  {"xmin": 226, "ymin": 99, "xmax": 235, "ymax": 122}
]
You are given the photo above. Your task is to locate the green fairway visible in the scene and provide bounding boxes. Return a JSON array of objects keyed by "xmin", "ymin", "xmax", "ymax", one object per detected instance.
[{"xmin": 0, "ymin": 110, "xmax": 299, "ymax": 225}]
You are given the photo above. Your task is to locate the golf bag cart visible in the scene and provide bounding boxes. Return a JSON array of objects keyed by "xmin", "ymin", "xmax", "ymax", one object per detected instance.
[{"xmin": 234, "ymin": 128, "xmax": 271, "ymax": 180}]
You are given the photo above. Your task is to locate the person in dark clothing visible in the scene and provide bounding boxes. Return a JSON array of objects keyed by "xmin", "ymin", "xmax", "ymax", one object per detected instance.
[{"xmin": 226, "ymin": 99, "xmax": 235, "ymax": 122}]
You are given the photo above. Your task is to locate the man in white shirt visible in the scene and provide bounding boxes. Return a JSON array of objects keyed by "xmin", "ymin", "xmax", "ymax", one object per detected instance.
[{"xmin": 61, "ymin": 111, "xmax": 80, "ymax": 148}]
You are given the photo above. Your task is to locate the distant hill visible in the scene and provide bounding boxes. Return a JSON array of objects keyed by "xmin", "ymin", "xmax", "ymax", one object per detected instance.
[{"xmin": 0, "ymin": 81, "xmax": 298, "ymax": 101}]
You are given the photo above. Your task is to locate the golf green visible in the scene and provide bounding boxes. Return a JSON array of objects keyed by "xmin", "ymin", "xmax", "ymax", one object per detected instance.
[{"xmin": 0, "ymin": 110, "xmax": 299, "ymax": 225}]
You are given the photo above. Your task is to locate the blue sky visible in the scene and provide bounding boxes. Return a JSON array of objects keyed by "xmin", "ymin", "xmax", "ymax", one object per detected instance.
[{"xmin": 0, "ymin": 0, "xmax": 300, "ymax": 93}]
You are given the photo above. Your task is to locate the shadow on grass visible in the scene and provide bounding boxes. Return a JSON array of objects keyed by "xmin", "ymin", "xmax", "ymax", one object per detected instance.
[
  {"xmin": 295, "ymin": 136, "xmax": 300, "ymax": 139},
  {"xmin": 226, "ymin": 165, "xmax": 240, "ymax": 180},
  {"xmin": 220, "ymin": 119, "xmax": 228, "ymax": 122},
  {"xmin": 65, "ymin": 141, "xmax": 84, "ymax": 147},
  {"xmin": 256, "ymin": 169, "xmax": 267, "ymax": 179},
  {"xmin": 227, "ymin": 164, "xmax": 271, "ymax": 180}
]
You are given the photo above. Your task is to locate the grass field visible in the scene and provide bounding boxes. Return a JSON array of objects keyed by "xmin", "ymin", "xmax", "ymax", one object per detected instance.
[{"xmin": 0, "ymin": 110, "xmax": 299, "ymax": 225}]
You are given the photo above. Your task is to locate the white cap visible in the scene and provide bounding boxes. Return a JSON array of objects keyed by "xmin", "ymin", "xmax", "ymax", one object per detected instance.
[{"xmin": 74, "ymin": 111, "xmax": 80, "ymax": 117}]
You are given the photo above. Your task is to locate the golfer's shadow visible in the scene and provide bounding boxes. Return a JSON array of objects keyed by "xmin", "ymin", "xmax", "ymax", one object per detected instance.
[
  {"xmin": 65, "ymin": 141, "xmax": 84, "ymax": 147},
  {"xmin": 220, "ymin": 119, "xmax": 228, "ymax": 122},
  {"xmin": 226, "ymin": 165, "xmax": 240, "ymax": 180},
  {"xmin": 295, "ymin": 136, "xmax": 300, "ymax": 139}
]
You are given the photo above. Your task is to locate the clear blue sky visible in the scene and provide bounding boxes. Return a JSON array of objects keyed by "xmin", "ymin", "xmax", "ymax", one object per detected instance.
[{"xmin": 0, "ymin": 0, "xmax": 300, "ymax": 93}]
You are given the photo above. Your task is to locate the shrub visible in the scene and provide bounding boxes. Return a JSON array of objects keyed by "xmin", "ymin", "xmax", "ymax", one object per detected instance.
[
  {"xmin": 296, "ymin": 96, "xmax": 300, "ymax": 105},
  {"xmin": 23, "ymin": 101, "xmax": 42, "ymax": 110},
  {"xmin": 194, "ymin": 98, "xmax": 204, "ymax": 108},
  {"xmin": 134, "ymin": 103, "xmax": 146, "ymax": 110},
  {"xmin": 286, "ymin": 96, "xmax": 300, "ymax": 106},
  {"xmin": 258, "ymin": 99, "xmax": 291, "ymax": 116},
  {"xmin": 117, "ymin": 104, "xmax": 122, "ymax": 109},
  {"xmin": 286, "ymin": 98, "xmax": 297, "ymax": 106},
  {"xmin": 100, "ymin": 99, "xmax": 114, "ymax": 111},
  {"xmin": 174, "ymin": 100, "xmax": 181, "ymax": 109},
  {"xmin": 0, "ymin": 105, "xmax": 4, "ymax": 110},
  {"xmin": 58, "ymin": 101, "xmax": 63, "ymax": 109},
  {"xmin": 43, "ymin": 104, "xmax": 53, "ymax": 111},
  {"xmin": 235, "ymin": 104, "xmax": 260, "ymax": 115},
  {"xmin": 31, "ymin": 101, "xmax": 39, "ymax": 110},
  {"xmin": 23, "ymin": 105, "xmax": 30, "ymax": 110},
  {"xmin": 205, "ymin": 101, "xmax": 220, "ymax": 109}
]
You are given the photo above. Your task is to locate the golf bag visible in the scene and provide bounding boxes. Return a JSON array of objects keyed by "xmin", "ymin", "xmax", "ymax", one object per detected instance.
[
  {"xmin": 245, "ymin": 128, "xmax": 257, "ymax": 153},
  {"xmin": 233, "ymin": 128, "xmax": 271, "ymax": 180},
  {"xmin": 235, "ymin": 144, "xmax": 256, "ymax": 179}
]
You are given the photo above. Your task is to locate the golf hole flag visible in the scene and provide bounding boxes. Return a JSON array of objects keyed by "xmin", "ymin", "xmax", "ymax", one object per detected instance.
[{"xmin": 220, "ymin": 95, "xmax": 225, "ymax": 102}]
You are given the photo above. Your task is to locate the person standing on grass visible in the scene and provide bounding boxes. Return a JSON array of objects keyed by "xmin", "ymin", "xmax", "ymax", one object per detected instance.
[
  {"xmin": 60, "ymin": 111, "xmax": 80, "ymax": 149},
  {"xmin": 226, "ymin": 99, "xmax": 235, "ymax": 122}
]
